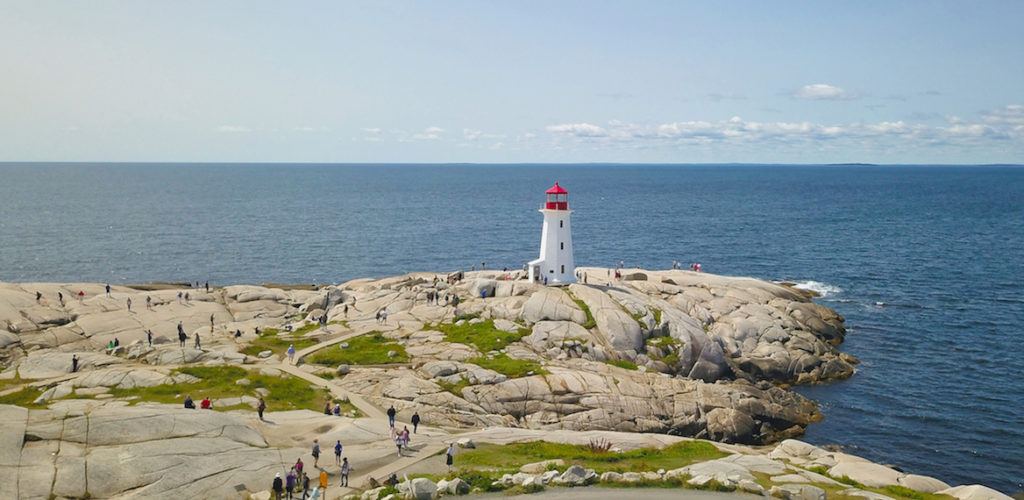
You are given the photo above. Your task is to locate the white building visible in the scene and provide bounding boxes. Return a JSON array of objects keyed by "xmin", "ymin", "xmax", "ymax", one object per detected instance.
[{"xmin": 528, "ymin": 182, "xmax": 576, "ymax": 285}]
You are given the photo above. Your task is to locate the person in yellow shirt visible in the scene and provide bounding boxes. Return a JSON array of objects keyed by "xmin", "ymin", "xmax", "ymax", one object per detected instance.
[{"xmin": 319, "ymin": 469, "xmax": 329, "ymax": 499}]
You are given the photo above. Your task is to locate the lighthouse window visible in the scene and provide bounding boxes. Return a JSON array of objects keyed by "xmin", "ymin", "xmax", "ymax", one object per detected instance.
[
  {"xmin": 560, "ymin": 242, "xmax": 564, "ymax": 250},
  {"xmin": 559, "ymin": 221, "xmax": 563, "ymax": 228},
  {"xmin": 561, "ymin": 265, "xmax": 565, "ymax": 273}
]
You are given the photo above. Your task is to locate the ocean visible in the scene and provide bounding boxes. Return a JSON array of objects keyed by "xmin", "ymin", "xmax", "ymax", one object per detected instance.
[{"xmin": 0, "ymin": 163, "xmax": 1021, "ymax": 493}]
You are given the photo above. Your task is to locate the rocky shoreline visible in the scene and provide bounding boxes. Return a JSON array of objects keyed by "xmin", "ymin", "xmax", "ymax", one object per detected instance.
[{"xmin": 0, "ymin": 269, "xmax": 1010, "ymax": 498}]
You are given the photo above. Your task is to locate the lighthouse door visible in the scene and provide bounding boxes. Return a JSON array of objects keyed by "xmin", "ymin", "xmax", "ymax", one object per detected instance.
[{"xmin": 532, "ymin": 265, "xmax": 541, "ymax": 283}]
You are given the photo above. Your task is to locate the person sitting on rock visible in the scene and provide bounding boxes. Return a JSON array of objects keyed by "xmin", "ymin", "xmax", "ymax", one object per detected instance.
[
  {"xmin": 200, "ymin": 397, "xmax": 212, "ymax": 409},
  {"xmin": 332, "ymin": 403, "xmax": 341, "ymax": 416},
  {"xmin": 184, "ymin": 395, "xmax": 195, "ymax": 409},
  {"xmin": 323, "ymin": 402, "xmax": 331, "ymax": 415}
]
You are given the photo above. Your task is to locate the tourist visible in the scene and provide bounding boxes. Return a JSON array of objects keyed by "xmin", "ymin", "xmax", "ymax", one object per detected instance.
[
  {"xmin": 77, "ymin": 290, "xmax": 85, "ymax": 302},
  {"xmin": 340, "ymin": 457, "xmax": 350, "ymax": 487},
  {"xmin": 35, "ymin": 291, "xmax": 41, "ymax": 302},
  {"xmin": 147, "ymin": 329, "xmax": 153, "ymax": 346},
  {"xmin": 332, "ymin": 403, "xmax": 341, "ymax": 416},
  {"xmin": 287, "ymin": 344, "xmax": 296, "ymax": 363},
  {"xmin": 286, "ymin": 468, "xmax": 297, "ymax": 499},
  {"xmin": 105, "ymin": 284, "xmax": 111, "ymax": 296},
  {"xmin": 258, "ymin": 397, "xmax": 267, "ymax": 421},
  {"xmin": 114, "ymin": 337, "xmax": 120, "ymax": 348},
  {"xmin": 200, "ymin": 396, "xmax": 212, "ymax": 409},
  {"xmin": 387, "ymin": 405, "xmax": 396, "ymax": 427},
  {"xmin": 146, "ymin": 295, "xmax": 152, "ymax": 309},
  {"xmin": 300, "ymin": 472, "xmax": 310, "ymax": 500},
  {"xmin": 445, "ymin": 443, "xmax": 455, "ymax": 471},
  {"xmin": 71, "ymin": 354, "xmax": 79, "ymax": 373},
  {"xmin": 318, "ymin": 469, "xmax": 328, "ymax": 498},
  {"xmin": 58, "ymin": 291, "xmax": 64, "ymax": 306},
  {"xmin": 311, "ymin": 439, "xmax": 321, "ymax": 467},
  {"xmin": 126, "ymin": 297, "xmax": 132, "ymax": 311},
  {"xmin": 178, "ymin": 330, "xmax": 186, "ymax": 348},
  {"xmin": 334, "ymin": 440, "xmax": 343, "ymax": 466},
  {"xmin": 400, "ymin": 426, "xmax": 410, "ymax": 450},
  {"xmin": 177, "ymin": 291, "xmax": 183, "ymax": 304},
  {"xmin": 183, "ymin": 395, "xmax": 195, "ymax": 409},
  {"xmin": 323, "ymin": 402, "xmax": 331, "ymax": 415},
  {"xmin": 295, "ymin": 457, "xmax": 304, "ymax": 476},
  {"xmin": 375, "ymin": 310, "xmax": 381, "ymax": 323},
  {"xmin": 411, "ymin": 411, "xmax": 420, "ymax": 433},
  {"xmin": 343, "ymin": 304, "xmax": 348, "ymax": 317},
  {"xmin": 194, "ymin": 332, "xmax": 201, "ymax": 349},
  {"xmin": 210, "ymin": 313, "xmax": 215, "ymax": 332},
  {"xmin": 205, "ymin": 281, "xmax": 209, "ymax": 293},
  {"xmin": 272, "ymin": 473, "xmax": 284, "ymax": 500},
  {"xmin": 394, "ymin": 433, "xmax": 403, "ymax": 457},
  {"xmin": 235, "ymin": 329, "xmax": 242, "ymax": 338},
  {"xmin": 184, "ymin": 292, "xmax": 190, "ymax": 304}
]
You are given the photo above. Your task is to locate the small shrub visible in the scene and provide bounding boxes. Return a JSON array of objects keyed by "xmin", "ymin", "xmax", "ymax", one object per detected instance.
[
  {"xmin": 607, "ymin": 359, "xmax": 638, "ymax": 371},
  {"xmin": 586, "ymin": 438, "xmax": 613, "ymax": 453}
]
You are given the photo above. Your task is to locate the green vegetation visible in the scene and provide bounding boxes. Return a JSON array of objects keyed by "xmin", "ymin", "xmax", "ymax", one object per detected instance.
[
  {"xmin": 108, "ymin": 365, "xmax": 359, "ymax": 415},
  {"xmin": 437, "ymin": 378, "xmax": 471, "ymax": 397},
  {"xmin": 565, "ymin": 292, "xmax": 597, "ymax": 329},
  {"xmin": 793, "ymin": 467, "xmax": 955, "ymax": 500},
  {"xmin": 434, "ymin": 319, "xmax": 529, "ymax": 353},
  {"xmin": 454, "ymin": 440, "xmax": 726, "ymax": 474},
  {"xmin": 651, "ymin": 308, "xmax": 663, "ymax": 325},
  {"xmin": 306, "ymin": 332, "xmax": 408, "ymax": 365},
  {"xmin": 0, "ymin": 375, "xmax": 31, "ymax": 392},
  {"xmin": 0, "ymin": 386, "xmax": 46, "ymax": 408},
  {"xmin": 645, "ymin": 336, "xmax": 683, "ymax": 366},
  {"xmin": 468, "ymin": 354, "xmax": 547, "ymax": 378},
  {"xmin": 646, "ymin": 336, "xmax": 681, "ymax": 349},
  {"xmin": 239, "ymin": 327, "xmax": 319, "ymax": 357},
  {"xmin": 607, "ymin": 359, "xmax": 639, "ymax": 370}
]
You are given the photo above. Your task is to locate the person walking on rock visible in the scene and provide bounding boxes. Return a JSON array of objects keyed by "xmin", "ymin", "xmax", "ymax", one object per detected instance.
[
  {"xmin": 36, "ymin": 291, "xmax": 42, "ymax": 302},
  {"xmin": 272, "ymin": 473, "xmax": 284, "ymax": 500},
  {"xmin": 205, "ymin": 281, "xmax": 209, "ymax": 293},
  {"xmin": 340, "ymin": 457, "xmax": 350, "ymax": 487},
  {"xmin": 71, "ymin": 354, "xmax": 79, "ymax": 373},
  {"xmin": 210, "ymin": 314, "xmax": 215, "ymax": 333},
  {"xmin": 286, "ymin": 468, "xmax": 297, "ymax": 500},
  {"xmin": 194, "ymin": 332, "xmax": 201, "ymax": 350},
  {"xmin": 311, "ymin": 439, "xmax": 321, "ymax": 467},
  {"xmin": 411, "ymin": 411, "xmax": 420, "ymax": 433},
  {"xmin": 300, "ymin": 471, "xmax": 310, "ymax": 499},
  {"xmin": 294, "ymin": 457, "xmax": 304, "ymax": 477},
  {"xmin": 318, "ymin": 469, "xmax": 328, "ymax": 498},
  {"xmin": 146, "ymin": 295, "xmax": 152, "ymax": 310},
  {"xmin": 177, "ymin": 291, "xmax": 183, "ymax": 304},
  {"xmin": 287, "ymin": 344, "xmax": 296, "ymax": 363},
  {"xmin": 126, "ymin": 297, "xmax": 132, "ymax": 311},
  {"xmin": 333, "ymin": 440, "xmax": 343, "ymax": 466},
  {"xmin": 146, "ymin": 329, "xmax": 153, "ymax": 347},
  {"xmin": 258, "ymin": 397, "xmax": 267, "ymax": 421},
  {"xmin": 105, "ymin": 284, "xmax": 111, "ymax": 296},
  {"xmin": 387, "ymin": 405, "xmax": 396, "ymax": 427},
  {"xmin": 445, "ymin": 442, "xmax": 455, "ymax": 471}
]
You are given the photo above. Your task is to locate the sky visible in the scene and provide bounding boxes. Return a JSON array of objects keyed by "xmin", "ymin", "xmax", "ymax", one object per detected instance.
[{"xmin": 2, "ymin": 1, "xmax": 1022, "ymax": 164}]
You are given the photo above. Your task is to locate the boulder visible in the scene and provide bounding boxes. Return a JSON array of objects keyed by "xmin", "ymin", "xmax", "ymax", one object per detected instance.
[
  {"xmin": 444, "ymin": 477, "xmax": 469, "ymax": 495},
  {"xmin": 897, "ymin": 474, "xmax": 950, "ymax": 493},
  {"xmin": 666, "ymin": 459, "xmax": 756, "ymax": 485},
  {"xmin": 519, "ymin": 288, "xmax": 587, "ymax": 325},
  {"xmin": 520, "ymin": 459, "xmax": 564, "ymax": 474},
  {"xmin": 456, "ymin": 438, "xmax": 475, "ymax": 449},
  {"xmin": 408, "ymin": 477, "xmax": 437, "ymax": 500},
  {"xmin": 937, "ymin": 485, "xmax": 1014, "ymax": 500},
  {"xmin": 828, "ymin": 461, "xmax": 902, "ymax": 488},
  {"xmin": 770, "ymin": 484, "xmax": 827, "ymax": 500},
  {"xmin": 337, "ymin": 364, "xmax": 350, "ymax": 375},
  {"xmin": 705, "ymin": 407, "xmax": 757, "ymax": 443},
  {"xmin": 555, "ymin": 465, "xmax": 590, "ymax": 486}
]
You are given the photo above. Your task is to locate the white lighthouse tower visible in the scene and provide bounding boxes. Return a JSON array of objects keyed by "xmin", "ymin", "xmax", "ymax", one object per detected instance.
[{"xmin": 528, "ymin": 182, "xmax": 576, "ymax": 285}]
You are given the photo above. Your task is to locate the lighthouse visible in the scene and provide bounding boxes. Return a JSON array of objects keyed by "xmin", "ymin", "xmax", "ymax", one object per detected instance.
[{"xmin": 528, "ymin": 182, "xmax": 576, "ymax": 285}]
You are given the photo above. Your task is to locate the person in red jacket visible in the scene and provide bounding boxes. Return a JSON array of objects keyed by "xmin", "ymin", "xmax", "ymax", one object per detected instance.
[{"xmin": 200, "ymin": 397, "xmax": 212, "ymax": 409}]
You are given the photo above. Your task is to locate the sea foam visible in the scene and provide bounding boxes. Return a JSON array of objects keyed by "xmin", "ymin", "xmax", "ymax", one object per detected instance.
[{"xmin": 791, "ymin": 280, "xmax": 843, "ymax": 298}]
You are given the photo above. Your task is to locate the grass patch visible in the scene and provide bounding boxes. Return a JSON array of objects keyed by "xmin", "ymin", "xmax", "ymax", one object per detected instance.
[
  {"xmin": 434, "ymin": 319, "xmax": 529, "ymax": 353},
  {"xmin": 881, "ymin": 485, "xmax": 955, "ymax": 500},
  {"xmin": 0, "ymin": 386, "xmax": 46, "ymax": 408},
  {"xmin": 646, "ymin": 336, "xmax": 681, "ymax": 348},
  {"xmin": 437, "ymin": 378, "xmax": 471, "ymax": 397},
  {"xmin": 455, "ymin": 440, "xmax": 726, "ymax": 473},
  {"xmin": 652, "ymin": 308, "xmax": 663, "ymax": 325},
  {"xmin": 607, "ymin": 359, "xmax": 639, "ymax": 370},
  {"xmin": 107, "ymin": 365, "xmax": 359, "ymax": 415},
  {"xmin": 565, "ymin": 291, "xmax": 597, "ymax": 329},
  {"xmin": 468, "ymin": 354, "xmax": 547, "ymax": 378},
  {"xmin": 239, "ymin": 327, "xmax": 319, "ymax": 357},
  {"xmin": 0, "ymin": 375, "xmax": 34, "ymax": 392},
  {"xmin": 306, "ymin": 332, "xmax": 408, "ymax": 365}
]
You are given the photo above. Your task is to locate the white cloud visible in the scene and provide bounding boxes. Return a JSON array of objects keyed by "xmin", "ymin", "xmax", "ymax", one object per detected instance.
[
  {"xmin": 463, "ymin": 128, "xmax": 482, "ymax": 140},
  {"xmin": 542, "ymin": 105, "xmax": 1024, "ymax": 150},
  {"xmin": 362, "ymin": 127, "xmax": 382, "ymax": 134},
  {"xmin": 545, "ymin": 123, "xmax": 607, "ymax": 137},
  {"xmin": 215, "ymin": 125, "xmax": 251, "ymax": 133},
  {"xmin": 794, "ymin": 83, "xmax": 854, "ymax": 101},
  {"xmin": 412, "ymin": 126, "xmax": 445, "ymax": 140}
]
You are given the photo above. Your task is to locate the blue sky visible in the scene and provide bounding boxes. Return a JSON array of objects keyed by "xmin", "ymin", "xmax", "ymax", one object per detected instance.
[{"xmin": 2, "ymin": 1, "xmax": 1022, "ymax": 163}]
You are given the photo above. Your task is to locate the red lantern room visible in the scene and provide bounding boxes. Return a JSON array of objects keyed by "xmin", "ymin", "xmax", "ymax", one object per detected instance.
[{"xmin": 544, "ymin": 182, "xmax": 569, "ymax": 210}]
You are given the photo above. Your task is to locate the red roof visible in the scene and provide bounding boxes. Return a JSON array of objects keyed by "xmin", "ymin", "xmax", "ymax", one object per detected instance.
[{"xmin": 545, "ymin": 182, "xmax": 568, "ymax": 195}]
